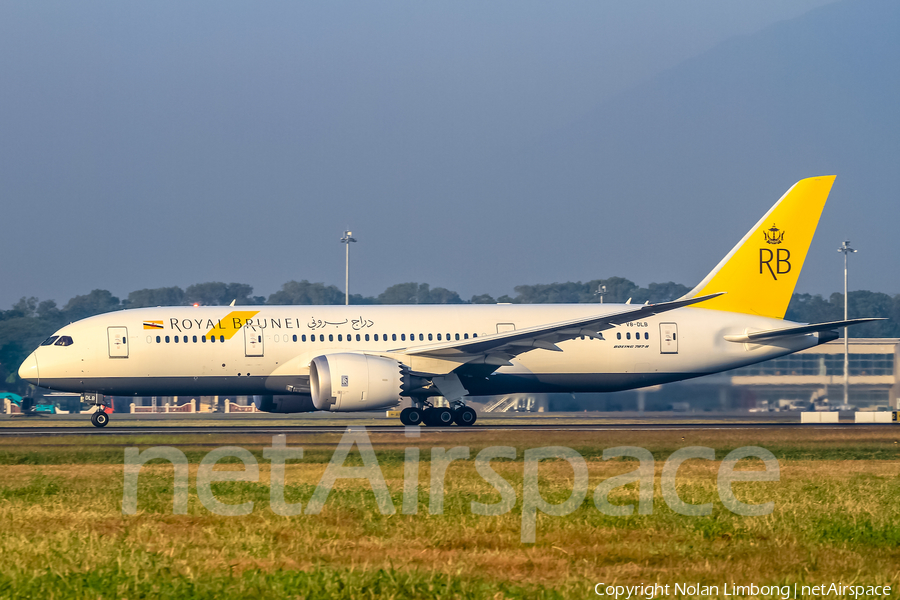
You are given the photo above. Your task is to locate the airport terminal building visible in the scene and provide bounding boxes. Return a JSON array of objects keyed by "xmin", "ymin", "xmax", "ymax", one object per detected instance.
[
  {"xmin": 725, "ymin": 337, "xmax": 898, "ymax": 410},
  {"xmin": 547, "ymin": 338, "xmax": 900, "ymax": 413}
]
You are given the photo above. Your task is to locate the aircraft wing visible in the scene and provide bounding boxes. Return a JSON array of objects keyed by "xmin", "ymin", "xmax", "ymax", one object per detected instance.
[
  {"xmin": 723, "ymin": 318, "xmax": 886, "ymax": 343},
  {"xmin": 390, "ymin": 293, "xmax": 723, "ymax": 366}
]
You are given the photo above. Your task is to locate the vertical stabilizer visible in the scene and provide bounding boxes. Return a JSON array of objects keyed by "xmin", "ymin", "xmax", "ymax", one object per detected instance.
[{"xmin": 684, "ymin": 176, "xmax": 835, "ymax": 319}]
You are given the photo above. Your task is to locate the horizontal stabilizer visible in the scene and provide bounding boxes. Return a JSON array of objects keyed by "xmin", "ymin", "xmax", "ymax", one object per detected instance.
[{"xmin": 723, "ymin": 318, "xmax": 885, "ymax": 343}]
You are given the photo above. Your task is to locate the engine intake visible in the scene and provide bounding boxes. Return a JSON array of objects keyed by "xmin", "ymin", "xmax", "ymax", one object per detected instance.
[{"xmin": 310, "ymin": 353, "xmax": 403, "ymax": 411}]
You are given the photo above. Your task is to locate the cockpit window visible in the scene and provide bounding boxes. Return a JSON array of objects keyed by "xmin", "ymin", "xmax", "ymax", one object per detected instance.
[
  {"xmin": 40, "ymin": 336, "xmax": 59, "ymax": 346},
  {"xmin": 54, "ymin": 336, "xmax": 74, "ymax": 346}
]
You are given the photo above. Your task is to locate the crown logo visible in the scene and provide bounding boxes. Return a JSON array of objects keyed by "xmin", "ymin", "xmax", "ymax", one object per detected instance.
[{"xmin": 763, "ymin": 223, "xmax": 784, "ymax": 245}]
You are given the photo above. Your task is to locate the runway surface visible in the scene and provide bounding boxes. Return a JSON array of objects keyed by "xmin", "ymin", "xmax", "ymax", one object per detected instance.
[{"xmin": 0, "ymin": 422, "xmax": 881, "ymax": 436}]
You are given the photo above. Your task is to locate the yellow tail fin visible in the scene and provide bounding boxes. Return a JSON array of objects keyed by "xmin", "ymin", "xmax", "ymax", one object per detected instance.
[{"xmin": 685, "ymin": 175, "xmax": 836, "ymax": 319}]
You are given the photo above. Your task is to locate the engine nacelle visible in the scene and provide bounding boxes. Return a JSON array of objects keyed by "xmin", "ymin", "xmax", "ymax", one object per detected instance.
[{"xmin": 309, "ymin": 353, "xmax": 403, "ymax": 412}]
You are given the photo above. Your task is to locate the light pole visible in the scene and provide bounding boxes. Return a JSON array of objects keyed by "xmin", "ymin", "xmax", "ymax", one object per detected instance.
[
  {"xmin": 341, "ymin": 231, "xmax": 356, "ymax": 306},
  {"xmin": 341, "ymin": 230, "xmax": 357, "ymax": 305},
  {"xmin": 837, "ymin": 240, "xmax": 856, "ymax": 407}
]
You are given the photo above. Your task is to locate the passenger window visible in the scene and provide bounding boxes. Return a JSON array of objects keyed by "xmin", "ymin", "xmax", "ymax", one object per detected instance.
[
  {"xmin": 446, "ymin": 333, "xmax": 450, "ymax": 340},
  {"xmin": 220, "ymin": 336, "xmax": 225, "ymax": 342},
  {"xmin": 401, "ymin": 334, "xmax": 406, "ymax": 341},
  {"xmin": 41, "ymin": 336, "xmax": 59, "ymax": 346},
  {"xmin": 365, "ymin": 334, "xmax": 370, "ymax": 341},
  {"xmin": 310, "ymin": 335, "xmax": 315, "ymax": 342},
  {"xmin": 156, "ymin": 336, "xmax": 161, "ymax": 343},
  {"xmin": 617, "ymin": 332, "xmax": 621, "ymax": 340},
  {"xmin": 374, "ymin": 334, "xmax": 379, "ymax": 341},
  {"xmin": 626, "ymin": 332, "xmax": 631, "ymax": 340},
  {"xmin": 644, "ymin": 332, "xmax": 649, "ymax": 340},
  {"xmin": 293, "ymin": 335, "xmax": 298, "ymax": 342},
  {"xmin": 165, "ymin": 336, "xmax": 170, "ymax": 343},
  {"xmin": 201, "ymin": 336, "xmax": 206, "ymax": 343},
  {"xmin": 455, "ymin": 333, "xmax": 460, "ymax": 340},
  {"xmin": 329, "ymin": 334, "xmax": 334, "ymax": 342},
  {"xmin": 419, "ymin": 334, "xmax": 424, "ymax": 341},
  {"xmin": 356, "ymin": 334, "xmax": 360, "ymax": 341},
  {"xmin": 210, "ymin": 336, "xmax": 215, "ymax": 343},
  {"xmin": 338, "ymin": 334, "xmax": 342, "ymax": 342},
  {"xmin": 392, "ymin": 334, "xmax": 397, "ymax": 341},
  {"xmin": 437, "ymin": 333, "xmax": 441, "ymax": 341},
  {"xmin": 464, "ymin": 334, "xmax": 468, "ymax": 339},
  {"xmin": 193, "ymin": 336, "xmax": 197, "ymax": 343},
  {"xmin": 183, "ymin": 336, "xmax": 188, "ymax": 343},
  {"xmin": 473, "ymin": 334, "xmax": 477, "ymax": 338}
]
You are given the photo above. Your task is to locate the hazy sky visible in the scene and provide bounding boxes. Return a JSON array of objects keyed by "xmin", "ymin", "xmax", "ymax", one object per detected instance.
[{"xmin": 5, "ymin": 0, "xmax": 881, "ymax": 309}]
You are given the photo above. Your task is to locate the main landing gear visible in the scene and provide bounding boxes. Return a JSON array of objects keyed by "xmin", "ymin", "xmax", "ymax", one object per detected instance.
[
  {"xmin": 399, "ymin": 403, "xmax": 477, "ymax": 427},
  {"xmin": 83, "ymin": 393, "xmax": 111, "ymax": 428}
]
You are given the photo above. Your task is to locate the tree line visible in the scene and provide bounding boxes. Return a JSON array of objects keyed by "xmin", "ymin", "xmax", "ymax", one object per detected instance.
[{"xmin": 2, "ymin": 278, "xmax": 898, "ymax": 393}]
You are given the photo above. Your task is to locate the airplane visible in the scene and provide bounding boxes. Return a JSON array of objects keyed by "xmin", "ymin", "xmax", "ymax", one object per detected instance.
[{"xmin": 18, "ymin": 175, "xmax": 880, "ymax": 427}]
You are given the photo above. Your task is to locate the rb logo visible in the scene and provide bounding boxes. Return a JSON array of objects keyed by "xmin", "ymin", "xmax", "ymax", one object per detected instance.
[{"xmin": 759, "ymin": 248, "xmax": 791, "ymax": 280}]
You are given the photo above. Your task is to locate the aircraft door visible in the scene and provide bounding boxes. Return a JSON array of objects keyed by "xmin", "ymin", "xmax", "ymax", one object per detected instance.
[
  {"xmin": 244, "ymin": 325, "xmax": 264, "ymax": 357},
  {"xmin": 496, "ymin": 323, "xmax": 515, "ymax": 333},
  {"xmin": 108, "ymin": 327, "xmax": 129, "ymax": 358},
  {"xmin": 659, "ymin": 323, "xmax": 678, "ymax": 354}
]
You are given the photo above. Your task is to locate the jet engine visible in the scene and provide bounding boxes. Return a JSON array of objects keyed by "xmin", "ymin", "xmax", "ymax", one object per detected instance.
[{"xmin": 309, "ymin": 353, "xmax": 404, "ymax": 411}]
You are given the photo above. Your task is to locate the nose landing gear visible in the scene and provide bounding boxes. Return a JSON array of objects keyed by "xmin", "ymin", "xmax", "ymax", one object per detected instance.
[
  {"xmin": 83, "ymin": 393, "xmax": 111, "ymax": 428},
  {"xmin": 90, "ymin": 411, "xmax": 109, "ymax": 427}
]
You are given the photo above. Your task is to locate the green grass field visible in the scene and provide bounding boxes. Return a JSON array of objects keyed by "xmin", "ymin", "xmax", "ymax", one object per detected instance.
[{"xmin": 0, "ymin": 427, "xmax": 898, "ymax": 599}]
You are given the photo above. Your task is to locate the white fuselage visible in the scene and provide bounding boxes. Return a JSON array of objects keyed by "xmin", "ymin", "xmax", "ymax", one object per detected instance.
[{"xmin": 19, "ymin": 303, "xmax": 823, "ymax": 403}]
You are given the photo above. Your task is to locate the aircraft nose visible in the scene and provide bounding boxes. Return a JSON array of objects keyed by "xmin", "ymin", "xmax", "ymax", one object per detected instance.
[{"xmin": 18, "ymin": 352, "xmax": 39, "ymax": 385}]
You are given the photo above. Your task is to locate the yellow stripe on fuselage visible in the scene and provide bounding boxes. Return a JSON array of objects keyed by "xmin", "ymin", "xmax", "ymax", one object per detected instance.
[{"xmin": 203, "ymin": 310, "xmax": 260, "ymax": 340}]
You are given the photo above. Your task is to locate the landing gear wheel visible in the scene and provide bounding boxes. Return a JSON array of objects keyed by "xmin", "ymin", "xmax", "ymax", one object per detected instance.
[
  {"xmin": 453, "ymin": 406, "xmax": 477, "ymax": 426},
  {"xmin": 399, "ymin": 407, "xmax": 423, "ymax": 426},
  {"xmin": 92, "ymin": 411, "xmax": 109, "ymax": 428},
  {"xmin": 426, "ymin": 407, "xmax": 454, "ymax": 427}
]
